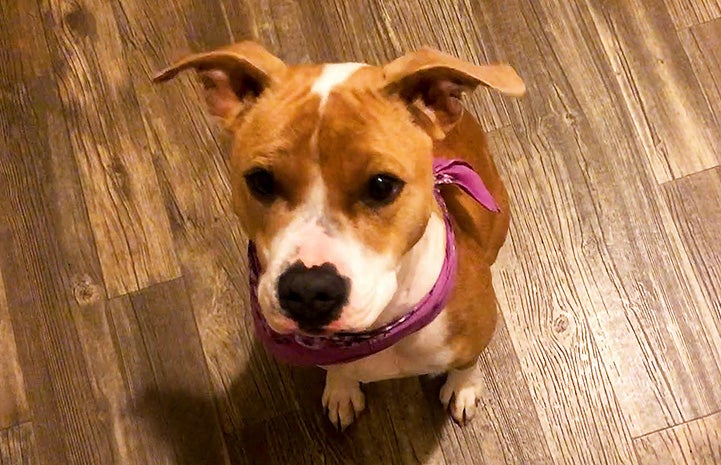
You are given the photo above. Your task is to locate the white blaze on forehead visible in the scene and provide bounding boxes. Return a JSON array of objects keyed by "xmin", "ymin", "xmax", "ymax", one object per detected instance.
[
  {"xmin": 309, "ymin": 63, "xmax": 366, "ymax": 161},
  {"xmin": 311, "ymin": 63, "xmax": 366, "ymax": 106}
]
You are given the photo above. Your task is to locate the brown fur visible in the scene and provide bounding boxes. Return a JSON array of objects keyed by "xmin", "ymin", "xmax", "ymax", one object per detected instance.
[
  {"xmin": 318, "ymin": 79, "xmax": 435, "ymax": 258},
  {"xmin": 436, "ymin": 113, "xmax": 510, "ymax": 367},
  {"xmin": 228, "ymin": 65, "xmax": 323, "ymax": 269}
]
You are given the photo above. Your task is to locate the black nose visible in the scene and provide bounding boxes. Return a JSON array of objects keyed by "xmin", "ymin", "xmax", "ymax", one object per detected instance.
[{"xmin": 277, "ymin": 262, "xmax": 349, "ymax": 329}]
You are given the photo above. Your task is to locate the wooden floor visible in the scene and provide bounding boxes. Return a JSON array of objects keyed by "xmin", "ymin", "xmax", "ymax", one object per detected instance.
[{"xmin": 1, "ymin": 0, "xmax": 720, "ymax": 464}]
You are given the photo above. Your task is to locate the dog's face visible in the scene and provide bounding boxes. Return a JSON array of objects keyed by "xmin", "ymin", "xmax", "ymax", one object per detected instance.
[
  {"xmin": 232, "ymin": 66, "xmax": 435, "ymax": 333},
  {"xmin": 154, "ymin": 43, "xmax": 524, "ymax": 334}
]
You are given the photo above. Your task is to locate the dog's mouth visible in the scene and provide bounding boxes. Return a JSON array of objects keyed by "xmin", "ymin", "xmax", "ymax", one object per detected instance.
[
  {"xmin": 265, "ymin": 309, "xmax": 359, "ymax": 337},
  {"xmin": 256, "ymin": 224, "xmax": 403, "ymax": 337},
  {"xmin": 291, "ymin": 313, "xmax": 344, "ymax": 336},
  {"xmin": 267, "ymin": 300, "xmax": 384, "ymax": 336},
  {"xmin": 294, "ymin": 325, "xmax": 333, "ymax": 336},
  {"xmin": 278, "ymin": 314, "xmax": 374, "ymax": 337}
]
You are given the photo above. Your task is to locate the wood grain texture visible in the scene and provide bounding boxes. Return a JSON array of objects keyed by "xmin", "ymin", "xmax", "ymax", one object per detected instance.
[
  {"xmin": 635, "ymin": 412, "xmax": 721, "ymax": 465},
  {"xmin": 296, "ymin": 0, "xmax": 397, "ymax": 64},
  {"xmin": 459, "ymin": 0, "xmax": 558, "ymax": 137},
  {"xmin": 679, "ymin": 18, "xmax": 721, "ymax": 126},
  {"xmin": 0, "ymin": 194, "xmax": 112, "ymax": 465},
  {"xmin": 126, "ymin": 278, "xmax": 230, "ymax": 465},
  {"xmin": 228, "ymin": 377, "xmax": 447, "ymax": 465},
  {"xmin": 295, "ymin": 0, "xmax": 511, "ymax": 131},
  {"xmin": 174, "ymin": 216, "xmax": 303, "ymax": 431},
  {"xmin": 115, "ymin": 0, "xmax": 303, "ymax": 438},
  {"xmin": 0, "ymin": 1, "xmax": 117, "ymax": 462},
  {"xmin": 236, "ymin": 316, "xmax": 555, "ymax": 465},
  {"xmin": 113, "ymin": 0, "xmax": 238, "ymax": 233},
  {"xmin": 662, "ymin": 168, "xmax": 721, "ymax": 333},
  {"xmin": 368, "ymin": 0, "xmax": 512, "ymax": 131},
  {"xmin": 0, "ymin": 269, "xmax": 28, "ymax": 429},
  {"xmin": 480, "ymin": 0, "xmax": 721, "ymax": 437},
  {"xmin": 0, "ymin": 423, "xmax": 36, "ymax": 465},
  {"xmin": 488, "ymin": 106, "xmax": 721, "ymax": 438},
  {"xmin": 244, "ymin": 0, "xmax": 310, "ymax": 63},
  {"xmin": 663, "ymin": 0, "xmax": 721, "ymax": 28},
  {"xmin": 39, "ymin": 0, "xmax": 180, "ymax": 297},
  {"xmin": 68, "ymin": 291, "xmax": 176, "ymax": 465},
  {"xmin": 433, "ymin": 315, "xmax": 554, "ymax": 465},
  {"xmin": 583, "ymin": 0, "xmax": 720, "ymax": 182},
  {"xmin": 488, "ymin": 124, "xmax": 638, "ymax": 465}
]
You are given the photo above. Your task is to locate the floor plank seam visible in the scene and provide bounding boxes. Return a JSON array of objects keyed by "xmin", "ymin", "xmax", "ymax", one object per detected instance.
[
  {"xmin": 680, "ymin": 15, "xmax": 721, "ymax": 30},
  {"xmin": 114, "ymin": 275, "xmax": 185, "ymax": 300},
  {"xmin": 630, "ymin": 408, "xmax": 721, "ymax": 440},
  {"xmin": 660, "ymin": 165, "xmax": 720, "ymax": 185}
]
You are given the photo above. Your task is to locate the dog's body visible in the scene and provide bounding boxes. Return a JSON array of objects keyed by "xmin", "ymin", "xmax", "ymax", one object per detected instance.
[{"xmin": 155, "ymin": 42, "xmax": 523, "ymax": 429}]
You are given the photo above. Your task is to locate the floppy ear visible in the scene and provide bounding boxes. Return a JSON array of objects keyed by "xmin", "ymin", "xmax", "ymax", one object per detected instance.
[
  {"xmin": 153, "ymin": 41, "xmax": 287, "ymax": 127},
  {"xmin": 383, "ymin": 47, "xmax": 525, "ymax": 138}
]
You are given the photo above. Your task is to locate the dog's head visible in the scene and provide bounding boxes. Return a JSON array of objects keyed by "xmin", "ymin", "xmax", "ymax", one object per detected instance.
[{"xmin": 155, "ymin": 42, "xmax": 523, "ymax": 335}]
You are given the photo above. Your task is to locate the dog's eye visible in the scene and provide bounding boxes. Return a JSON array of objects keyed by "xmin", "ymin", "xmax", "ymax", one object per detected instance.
[
  {"xmin": 244, "ymin": 168, "xmax": 277, "ymax": 202},
  {"xmin": 364, "ymin": 174, "xmax": 405, "ymax": 206}
]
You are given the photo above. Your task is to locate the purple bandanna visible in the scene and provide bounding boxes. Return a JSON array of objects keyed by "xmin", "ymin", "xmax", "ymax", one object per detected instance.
[{"xmin": 248, "ymin": 158, "xmax": 499, "ymax": 366}]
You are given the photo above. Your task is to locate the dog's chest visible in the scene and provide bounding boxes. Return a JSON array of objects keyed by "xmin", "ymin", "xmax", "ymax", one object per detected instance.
[{"xmin": 327, "ymin": 310, "xmax": 455, "ymax": 383}]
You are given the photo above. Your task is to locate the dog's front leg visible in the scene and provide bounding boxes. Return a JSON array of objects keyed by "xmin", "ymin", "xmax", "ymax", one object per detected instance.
[
  {"xmin": 322, "ymin": 366, "xmax": 366, "ymax": 431},
  {"xmin": 439, "ymin": 359, "xmax": 483, "ymax": 425}
]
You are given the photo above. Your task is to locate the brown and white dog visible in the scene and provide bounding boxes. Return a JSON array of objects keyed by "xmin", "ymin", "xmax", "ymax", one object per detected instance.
[{"xmin": 154, "ymin": 42, "xmax": 524, "ymax": 430}]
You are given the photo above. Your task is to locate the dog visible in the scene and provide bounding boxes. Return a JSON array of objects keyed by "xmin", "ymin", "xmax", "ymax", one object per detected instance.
[{"xmin": 154, "ymin": 42, "xmax": 524, "ymax": 430}]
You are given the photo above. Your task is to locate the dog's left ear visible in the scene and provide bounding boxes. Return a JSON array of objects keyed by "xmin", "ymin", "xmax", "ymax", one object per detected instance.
[{"xmin": 383, "ymin": 47, "xmax": 525, "ymax": 138}]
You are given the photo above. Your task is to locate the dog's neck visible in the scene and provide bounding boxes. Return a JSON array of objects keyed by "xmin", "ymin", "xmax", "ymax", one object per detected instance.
[{"xmin": 371, "ymin": 209, "xmax": 447, "ymax": 328}]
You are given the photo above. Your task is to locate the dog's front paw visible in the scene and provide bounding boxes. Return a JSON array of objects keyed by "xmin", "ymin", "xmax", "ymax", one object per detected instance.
[
  {"xmin": 440, "ymin": 362, "xmax": 483, "ymax": 425},
  {"xmin": 322, "ymin": 371, "xmax": 365, "ymax": 431}
]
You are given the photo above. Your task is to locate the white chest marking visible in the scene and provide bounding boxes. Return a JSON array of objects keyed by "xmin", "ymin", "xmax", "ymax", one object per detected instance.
[
  {"xmin": 311, "ymin": 63, "xmax": 366, "ymax": 107},
  {"xmin": 323, "ymin": 213, "xmax": 453, "ymax": 382}
]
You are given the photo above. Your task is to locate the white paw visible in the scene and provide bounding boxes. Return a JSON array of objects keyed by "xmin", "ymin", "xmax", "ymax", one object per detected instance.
[
  {"xmin": 322, "ymin": 371, "xmax": 365, "ymax": 431},
  {"xmin": 439, "ymin": 363, "xmax": 483, "ymax": 425}
]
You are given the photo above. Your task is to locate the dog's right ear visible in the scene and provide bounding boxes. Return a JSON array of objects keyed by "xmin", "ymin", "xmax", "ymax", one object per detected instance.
[{"xmin": 153, "ymin": 41, "xmax": 286, "ymax": 127}]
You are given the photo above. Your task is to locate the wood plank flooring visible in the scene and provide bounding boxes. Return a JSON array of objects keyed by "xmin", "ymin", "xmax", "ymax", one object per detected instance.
[{"xmin": 1, "ymin": 1, "xmax": 719, "ymax": 464}]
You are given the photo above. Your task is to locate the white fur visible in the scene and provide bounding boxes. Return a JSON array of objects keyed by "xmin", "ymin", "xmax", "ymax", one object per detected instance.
[
  {"xmin": 328, "ymin": 213, "xmax": 450, "ymax": 381},
  {"xmin": 373, "ymin": 213, "xmax": 447, "ymax": 327},
  {"xmin": 439, "ymin": 363, "xmax": 483, "ymax": 424},
  {"xmin": 311, "ymin": 63, "xmax": 366, "ymax": 107},
  {"xmin": 322, "ymin": 370, "xmax": 365, "ymax": 431},
  {"xmin": 257, "ymin": 176, "xmax": 328, "ymax": 331}
]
